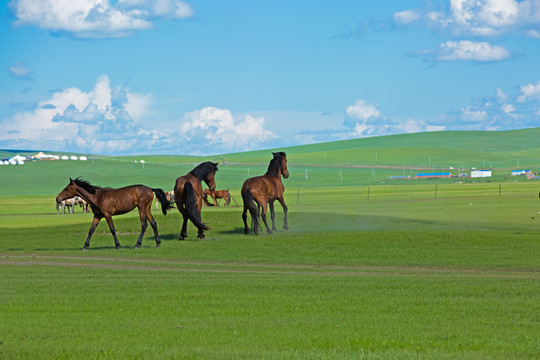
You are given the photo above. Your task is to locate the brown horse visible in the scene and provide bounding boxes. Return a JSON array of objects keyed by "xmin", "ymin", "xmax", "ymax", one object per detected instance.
[
  {"xmin": 241, "ymin": 152, "xmax": 289, "ymax": 234},
  {"xmin": 56, "ymin": 178, "xmax": 173, "ymax": 250},
  {"xmin": 174, "ymin": 162, "xmax": 219, "ymax": 240},
  {"xmin": 203, "ymin": 189, "xmax": 230, "ymax": 206}
]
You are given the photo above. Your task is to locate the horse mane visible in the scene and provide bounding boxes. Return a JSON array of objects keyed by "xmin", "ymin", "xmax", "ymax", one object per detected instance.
[
  {"xmin": 73, "ymin": 177, "xmax": 101, "ymax": 195},
  {"xmin": 189, "ymin": 162, "xmax": 218, "ymax": 180},
  {"xmin": 266, "ymin": 152, "xmax": 286, "ymax": 177}
]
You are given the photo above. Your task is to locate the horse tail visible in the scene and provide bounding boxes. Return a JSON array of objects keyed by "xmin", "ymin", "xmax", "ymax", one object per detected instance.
[
  {"xmin": 183, "ymin": 182, "xmax": 210, "ymax": 230},
  {"xmin": 152, "ymin": 188, "xmax": 174, "ymax": 215},
  {"xmin": 243, "ymin": 189, "xmax": 260, "ymax": 233}
]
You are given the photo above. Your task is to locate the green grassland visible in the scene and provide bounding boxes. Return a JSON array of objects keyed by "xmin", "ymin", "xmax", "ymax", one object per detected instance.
[{"xmin": 1, "ymin": 129, "xmax": 540, "ymax": 359}]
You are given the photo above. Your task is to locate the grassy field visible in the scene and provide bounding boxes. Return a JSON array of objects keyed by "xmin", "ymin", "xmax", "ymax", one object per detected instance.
[{"xmin": 1, "ymin": 131, "xmax": 540, "ymax": 359}]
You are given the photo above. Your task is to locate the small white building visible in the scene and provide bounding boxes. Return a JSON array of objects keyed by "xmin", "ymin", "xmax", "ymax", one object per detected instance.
[{"xmin": 471, "ymin": 170, "xmax": 492, "ymax": 178}]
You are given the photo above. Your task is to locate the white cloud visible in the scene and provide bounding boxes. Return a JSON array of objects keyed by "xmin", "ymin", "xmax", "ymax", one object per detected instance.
[
  {"xmin": 435, "ymin": 40, "xmax": 511, "ymax": 61},
  {"xmin": 396, "ymin": 0, "xmax": 540, "ymax": 37},
  {"xmin": 393, "ymin": 9, "xmax": 422, "ymax": 25},
  {"xmin": 8, "ymin": 61, "xmax": 32, "ymax": 78},
  {"xmin": 345, "ymin": 99, "xmax": 380, "ymax": 120},
  {"xmin": 496, "ymin": 88, "xmax": 508, "ymax": 101},
  {"xmin": 125, "ymin": 93, "xmax": 152, "ymax": 122},
  {"xmin": 0, "ymin": 75, "xmax": 156, "ymax": 154},
  {"xmin": 179, "ymin": 107, "xmax": 277, "ymax": 154},
  {"xmin": 9, "ymin": 0, "xmax": 193, "ymax": 38},
  {"xmin": 517, "ymin": 80, "xmax": 540, "ymax": 102},
  {"xmin": 461, "ymin": 105, "xmax": 488, "ymax": 122}
]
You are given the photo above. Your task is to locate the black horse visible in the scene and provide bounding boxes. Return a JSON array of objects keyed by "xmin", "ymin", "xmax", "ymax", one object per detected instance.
[{"xmin": 174, "ymin": 162, "xmax": 219, "ymax": 240}]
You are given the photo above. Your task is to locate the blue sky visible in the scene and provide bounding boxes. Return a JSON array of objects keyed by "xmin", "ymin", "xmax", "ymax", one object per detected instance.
[{"xmin": 1, "ymin": 0, "xmax": 540, "ymax": 155}]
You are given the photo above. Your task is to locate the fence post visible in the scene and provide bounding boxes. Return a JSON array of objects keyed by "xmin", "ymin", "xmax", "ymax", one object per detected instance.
[
  {"xmin": 435, "ymin": 184, "xmax": 438, "ymax": 199},
  {"xmin": 367, "ymin": 186, "xmax": 370, "ymax": 200},
  {"xmin": 499, "ymin": 183, "xmax": 501, "ymax": 197},
  {"xmin": 297, "ymin": 189, "xmax": 300, "ymax": 205}
]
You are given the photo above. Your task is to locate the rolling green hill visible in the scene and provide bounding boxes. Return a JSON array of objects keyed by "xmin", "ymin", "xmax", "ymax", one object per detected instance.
[
  {"xmin": 1, "ymin": 128, "xmax": 539, "ymax": 196},
  {"xmin": 3, "ymin": 127, "xmax": 540, "ymax": 169},
  {"xmin": 216, "ymin": 127, "xmax": 540, "ymax": 170}
]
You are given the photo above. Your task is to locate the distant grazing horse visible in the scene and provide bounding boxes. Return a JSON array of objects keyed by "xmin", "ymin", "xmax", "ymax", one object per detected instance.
[
  {"xmin": 56, "ymin": 197, "xmax": 77, "ymax": 214},
  {"xmin": 174, "ymin": 162, "xmax": 219, "ymax": 240},
  {"xmin": 203, "ymin": 189, "xmax": 230, "ymax": 206},
  {"xmin": 74, "ymin": 196, "xmax": 90, "ymax": 213},
  {"xmin": 241, "ymin": 152, "xmax": 289, "ymax": 234},
  {"xmin": 56, "ymin": 178, "xmax": 173, "ymax": 250}
]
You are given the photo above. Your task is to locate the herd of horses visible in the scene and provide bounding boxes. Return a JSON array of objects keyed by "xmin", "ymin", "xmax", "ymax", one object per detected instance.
[{"xmin": 55, "ymin": 152, "xmax": 289, "ymax": 250}]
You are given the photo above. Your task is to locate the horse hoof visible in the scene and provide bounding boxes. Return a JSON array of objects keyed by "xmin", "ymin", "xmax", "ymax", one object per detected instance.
[
  {"xmin": 284, "ymin": 225, "xmax": 289, "ymax": 230},
  {"xmin": 156, "ymin": 244, "xmax": 160, "ymax": 248},
  {"xmin": 134, "ymin": 246, "xmax": 139, "ymax": 250},
  {"xmin": 82, "ymin": 247, "xmax": 87, "ymax": 251}
]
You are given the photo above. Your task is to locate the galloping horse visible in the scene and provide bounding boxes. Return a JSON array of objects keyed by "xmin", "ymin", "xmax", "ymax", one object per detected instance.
[
  {"xmin": 174, "ymin": 162, "xmax": 219, "ymax": 240},
  {"xmin": 203, "ymin": 189, "xmax": 230, "ymax": 206},
  {"xmin": 241, "ymin": 152, "xmax": 289, "ymax": 234},
  {"xmin": 56, "ymin": 178, "xmax": 173, "ymax": 250}
]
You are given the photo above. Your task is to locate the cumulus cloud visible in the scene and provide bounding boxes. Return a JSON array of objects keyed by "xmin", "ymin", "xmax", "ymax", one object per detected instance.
[
  {"xmin": 8, "ymin": 61, "xmax": 32, "ymax": 79},
  {"xmin": 437, "ymin": 40, "xmax": 510, "ymax": 61},
  {"xmin": 418, "ymin": 40, "xmax": 511, "ymax": 62},
  {"xmin": 8, "ymin": 0, "xmax": 193, "ymax": 38},
  {"xmin": 0, "ymin": 75, "xmax": 156, "ymax": 154},
  {"xmin": 345, "ymin": 99, "xmax": 380, "ymax": 121},
  {"xmin": 517, "ymin": 80, "xmax": 540, "ymax": 102},
  {"xmin": 342, "ymin": 99, "xmax": 445, "ymax": 139},
  {"xmin": 394, "ymin": 0, "xmax": 540, "ymax": 37},
  {"xmin": 393, "ymin": 9, "xmax": 422, "ymax": 25},
  {"xmin": 440, "ymin": 80, "xmax": 540, "ymax": 130},
  {"xmin": 393, "ymin": 0, "xmax": 540, "ymax": 63},
  {"xmin": 179, "ymin": 107, "xmax": 277, "ymax": 154}
]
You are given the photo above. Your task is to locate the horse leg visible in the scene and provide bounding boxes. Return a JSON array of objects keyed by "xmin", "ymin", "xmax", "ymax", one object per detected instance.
[
  {"xmin": 269, "ymin": 201, "xmax": 277, "ymax": 231},
  {"xmin": 83, "ymin": 216, "xmax": 101, "ymax": 250},
  {"xmin": 260, "ymin": 204, "xmax": 272, "ymax": 234},
  {"xmin": 242, "ymin": 206, "xmax": 249, "ymax": 234},
  {"xmin": 179, "ymin": 210, "xmax": 189, "ymax": 240},
  {"xmin": 144, "ymin": 209, "xmax": 160, "ymax": 248},
  {"xmin": 197, "ymin": 226, "xmax": 205, "ymax": 239},
  {"xmin": 134, "ymin": 209, "xmax": 148, "ymax": 249},
  {"xmin": 104, "ymin": 215, "xmax": 121, "ymax": 250},
  {"xmin": 278, "ymin": 196, "xmax": 289, "ymax": 230},
  {"xmin": 148, "ymin": 214, "xmax": 160, "ymax": 248}
]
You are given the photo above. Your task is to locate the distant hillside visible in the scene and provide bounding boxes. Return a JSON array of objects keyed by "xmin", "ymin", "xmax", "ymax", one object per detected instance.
[
  {"xmin": 3, "ymin": 127, "xmax": 540, "ymax": 170},
  {"xmin": 218, "ymin": 127, "xmax": 540, "ymax": 170}
]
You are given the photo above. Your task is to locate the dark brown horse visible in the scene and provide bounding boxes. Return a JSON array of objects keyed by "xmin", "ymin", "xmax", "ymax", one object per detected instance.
[
  {"xmin": 174, "ymin": 162, "xmax": 219, "ymax": 240},
  {"xmin": 56, "ymin": 178, "xmax": 173, "ymax": 250},
  {"xmin": 241, "ymin": 152, "xmax": 289, "ymax": 234}
]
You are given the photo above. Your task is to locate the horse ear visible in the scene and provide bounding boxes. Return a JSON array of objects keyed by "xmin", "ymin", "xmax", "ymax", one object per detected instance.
[
  {"xmin": 69, "ymin": 177, "xmax": 73, "ymax": 183},
  {"xmin": 272, "ymin": 152, "xmax": 276, "ymax": 156}
]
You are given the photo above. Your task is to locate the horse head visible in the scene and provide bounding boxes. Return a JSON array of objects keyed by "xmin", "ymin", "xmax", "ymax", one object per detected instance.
[
  {"xmin": 56, "ymin": 178, "xmax": 78, "ymax": 203},
  {"xmin": 203, "ymin": 162, "xmax": 219, "ymax": 191},
  {"xmin": 273, "ymin": 152, "xmax": 289, "ymax": 179}
]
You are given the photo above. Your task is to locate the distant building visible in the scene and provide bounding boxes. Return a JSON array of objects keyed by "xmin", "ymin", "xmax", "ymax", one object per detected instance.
[
  {"xmin": 511, "ymin": 170, "xmax": 531, "ymax": 176},
  {"xmin": 33, "ymin": 152, "xmax": 59, "ymax": 160},
  {"xmin": 388, "ymin": 175, "xmax": 411, "ymax": 180},
  {"xmin": 415, "ymin": 172, "xmax": 452, "ymax": 179},
  {"xmin": 471, "ymin": 170, "xmax": 491, "ymax": 178}
]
